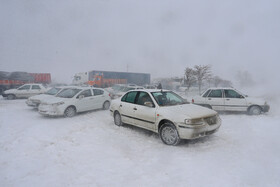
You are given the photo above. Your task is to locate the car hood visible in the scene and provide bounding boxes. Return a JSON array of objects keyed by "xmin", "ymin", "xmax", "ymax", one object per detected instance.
[
  {"xmin": 158, "ymin": 103, "xmax": 217, "ymax": 121},
  {"xmin": 29, "ymin": 94, "xmax": 54, "ymax": 100},
  {"xmin": 41, "ymin": 97, "xmax": 69, "ymax": 104}
]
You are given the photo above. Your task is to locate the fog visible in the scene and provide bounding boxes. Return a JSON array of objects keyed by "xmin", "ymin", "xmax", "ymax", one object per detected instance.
[{"xmin": 1, "ymin": 0, "xmax": 280, "ymax": 89}]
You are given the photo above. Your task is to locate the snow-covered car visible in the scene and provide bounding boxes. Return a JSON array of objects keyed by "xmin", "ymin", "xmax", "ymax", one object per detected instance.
[
  {"xmin": 110, "ymin": 89, "xmax": 221, "ymax": 145},
  {"xmin": 2, "ymin": 84, "xmax": 47, "ymax": 100},
  {"xmin": 192, "ymin": 87, "xmax": 270, "ymax": 115},
  {"xmin": 38, "ymin": 86, "xmax": 111, "ymax": 117},
  {"xmin": 26, "ymin": 87, "xmax": 65, "ymax": 108}
]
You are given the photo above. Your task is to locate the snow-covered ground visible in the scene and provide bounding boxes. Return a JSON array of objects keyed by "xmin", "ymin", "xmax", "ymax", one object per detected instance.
[{"xmin": 1, "ymin": 96, "xmax": 280, "ymax": 187}]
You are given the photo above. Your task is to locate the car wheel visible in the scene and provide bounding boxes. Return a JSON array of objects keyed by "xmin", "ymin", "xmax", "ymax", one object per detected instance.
[
  {"xmin": 114, "ymin": 112, "xmax": 123, "ymax": 126},
  {"xmin": 249, "ymin": 106, "xmax": 261, "ymax": 115},
  {"xmin": 103, "ymin": 101, "xmax": 110, "ymax": 110},
  {"xmin": 159, "ymin": 123, "xmax": 180, "ymax": 146},
  {"xmin": 7, "ymin": 94, "xmax": 15, "ymax": 100},
  {"xmin": 64, "ymin": 106, "xmax": 76, "ymax": 117}
]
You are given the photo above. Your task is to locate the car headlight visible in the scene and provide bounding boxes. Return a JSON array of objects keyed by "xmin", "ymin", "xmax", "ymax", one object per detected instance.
[
  {"xmin": 51, "ymin": 102, "xmax": 64, "ymax": 106},
  {"xmin": 185, "ymin": 118, "xmax": 204, "ymax": 125}
]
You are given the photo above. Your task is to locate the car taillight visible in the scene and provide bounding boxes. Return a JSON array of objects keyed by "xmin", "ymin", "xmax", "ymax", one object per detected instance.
[{"xmin": 192, "ymin": 99, "xmax": 194, "ymax": 103}]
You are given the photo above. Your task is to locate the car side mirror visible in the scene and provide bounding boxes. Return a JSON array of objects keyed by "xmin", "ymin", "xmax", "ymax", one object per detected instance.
[
  {"xmin": 144, "ymin": 101, "xmax": 154, "ymax": 108},
  {"xmin": 78, "ymin": 95, "xmax": 84, "ymax": 99},
  {"xmin": 240, "ymin": 95, "xmax": 245, "ymax": 99}
]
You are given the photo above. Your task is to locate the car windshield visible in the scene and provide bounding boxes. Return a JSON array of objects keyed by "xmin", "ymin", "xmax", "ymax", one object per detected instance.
[
  {"xmin": 46, "ymin": 87, "xmax": 61, "ymax": 95},
  {"xmin": 56, "ymin": 88, "xmax": 82, "ymax": 98},
  {"xmin": 151, "ymin": 91, "xmax": 188, "ymax": 106}
]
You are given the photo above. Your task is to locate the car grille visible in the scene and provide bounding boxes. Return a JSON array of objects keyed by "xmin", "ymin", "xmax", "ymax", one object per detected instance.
[{"xmin": 204, "ymin": 115, "xmax": 217, "ymax": 125}]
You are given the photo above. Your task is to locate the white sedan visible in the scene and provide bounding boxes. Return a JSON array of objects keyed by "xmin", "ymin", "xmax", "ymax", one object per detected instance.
[
  {"xmin": 192, "ymin": 87, "xmax": 270, "ymax": 115},
  {"xmin": 2, "ymin": 84, "xmax": 47, "ymax": 99},
  {"xmin": 38, "ymin": 86, "xmax": 111, "ymax": 117},
  {"xmin": 110, "ymin": 89, "xmax": 221, "ymax": 145}
]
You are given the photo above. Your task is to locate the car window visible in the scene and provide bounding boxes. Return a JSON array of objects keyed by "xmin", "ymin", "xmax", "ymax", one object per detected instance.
[
  {"xmin": 136, "ymin": 92, "xmax": 154, "ymax": 106},
  {"xmin": 78, "ymin": 89, "xmax": 92, "ymax": 98},
  {"xmin": 121, "ymin": 91, "xmax": 137, "ymax": 103},
  {"xmin": 93, "ymin": 89, "xmax": 104, "ymax": 96},
  {"xmin": 18, "ymin": 85, "xmax": 30, "ymax": 90},
  {"xmin": 202, "ymin": 89, "xmax": 211, "ymax": 97},
  {"xmin": 225, "ymin": 89, "xmax": 243, "ymax": 98},
  {"xmin": 57, "ymin": 88, "xmax": 82, "ymax": 98},
  {"xmin": 152, "ymin": 91, "xmax": 185, "ymax": 106},
  {"xmin": 208, "ymin": 90, "xmax": 223, "ymax": 98},
  {"xmin": 31, "ymin": 85, "xmax": 41, "ymax": 90}
]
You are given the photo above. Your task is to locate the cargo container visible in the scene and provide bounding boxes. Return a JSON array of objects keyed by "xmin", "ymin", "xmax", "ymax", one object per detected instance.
[
  {"xmin": 73, "ymin": 70, "xmax": 150, "ymax": 87},
  {"xmin": 0, "ymin": 71, "xmax": 51, "ymax": 94}
]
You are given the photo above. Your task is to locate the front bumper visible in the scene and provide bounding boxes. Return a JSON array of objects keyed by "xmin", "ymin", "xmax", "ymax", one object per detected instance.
[
  {"xmin": 2, "ymin": 94, "xmax": 8, "ymax": 97},
  {"xmin": 38, "ymin": 104, "xmax": 64, "ymax": 116},
  {"xmin": 261, "ymin": 105, "xmax": 270, "ymax": 113},
  {"xmin": 26, "ymin": 100, "xmax": 39, "ymax": 107},
  {"xmin": 176, "ymin": 116, "xmax": 221, "ymax": 140}
]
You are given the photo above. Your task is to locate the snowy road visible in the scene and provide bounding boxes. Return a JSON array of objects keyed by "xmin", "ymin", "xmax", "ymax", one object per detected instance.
[{"xmin": 1, "ymin": 98, "xmax": 280, "ymax": 186}]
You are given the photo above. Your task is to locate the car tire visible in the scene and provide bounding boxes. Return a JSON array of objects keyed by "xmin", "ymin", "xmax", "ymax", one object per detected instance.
[
  {"xmin": 114, "ymin": 112, "xmax": 123, "ymax": 126},
  {"xmin": 248, "ymin": 106, "xmax": 261, "ymax": 115},
  {"xmin": 64, "ymin": 106, "xmax": 76, "ymax": 117},
  {"xmin": 103, "ymin": 101, "xmax": 110, "ymax": 110},
  {"xmin": 159, "ymin": 123, "xmax": 181, "ymax": 146},
  {"xmin": 7, "ymin": 94, "xmax": 15, "ymax": 100}
]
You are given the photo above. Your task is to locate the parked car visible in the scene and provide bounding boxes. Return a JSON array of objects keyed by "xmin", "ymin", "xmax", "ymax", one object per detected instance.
[
  {"xmin": 110, "ymin": 89, "xmax": 221, "ymax": 145},
  {"xmin": 38, "ymin": 86, "xmax": 111, "ymax": 117},
  {"xmin": 2, "ymin": 83, "xmax": 47, "ymax": 99},
  {"xmin": 192, "ymin": 87, "xmax": 270, "ymax": 115},
  {"xmin": 26, "ymin": 86, "xmax": 66, "ymax": 108}
]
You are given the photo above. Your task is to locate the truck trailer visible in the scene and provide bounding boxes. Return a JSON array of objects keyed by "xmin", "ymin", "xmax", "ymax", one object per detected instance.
[
  {"xmin": 0, "ymin": 71, "xmax": 51, "ymax": 94},
  {"xmin": 73, "ymin": 70, "xmax": 150, "ymax": 87}
]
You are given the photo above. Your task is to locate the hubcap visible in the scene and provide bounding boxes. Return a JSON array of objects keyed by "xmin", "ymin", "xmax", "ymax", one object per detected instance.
[
  {"xmin": 104, "ymin": 102, "xmax": 110, "ymax": 110},
  {"xmin": 252, "ymin": 108, "xmax": 260, "ymax": 115},
  {"xmin": 161, "ymin": 126, "xmax": 177, "ymax": 144},
  {"xmin": 65, "ymin": 108, "xmax": 75, "ymax": 117},
  {"xmin": 115, "ymin": 114, "xmax": 121, "ymax": 126}
]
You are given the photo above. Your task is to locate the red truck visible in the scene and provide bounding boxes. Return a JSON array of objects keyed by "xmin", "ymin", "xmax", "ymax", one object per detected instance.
[{"xmin": 0, "ymin": 71, "xmax": 51, "ymax": 94}]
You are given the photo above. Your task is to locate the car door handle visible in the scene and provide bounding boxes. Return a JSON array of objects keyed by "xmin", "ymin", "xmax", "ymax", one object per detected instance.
[
  {"xmin": 226, "ymin": 99, "xmax": 230, "ymax": 101},
  {"xmin": 133, "ymin": 107, "xmax": 137, "ymax": 110},
  {"xmin": 120, "ymin": 104, "xmax": 122, "ymax": 107},
  {"xmin": 208, "ymin": 98, "xmax": 212, "ymax": 100}
]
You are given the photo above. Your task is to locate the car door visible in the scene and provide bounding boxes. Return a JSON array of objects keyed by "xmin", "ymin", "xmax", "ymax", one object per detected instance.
[
  {"xmin": 206, "ymin": 89, "xmax": 225, "ymax": 111},
  {"xmin": 119, "ymin": 91, "xmax": 138, "ymax": 125},
  {"xmin": 224, "ymin": 89, "xmax": 247, "ymax": 111},
  {"xmin": 133, "ymin": 91, "xmax": 157, "ymax": 131},
  {"xmin": 16, "ymin": 85, "xmax": 31, "ymax": 98},
  {"xmin": 76, "ymin": 89, "xmax": 93, "ymax": 112},
  {"xmin": 92, "ymin": 89, "xmax": 105, "ymax": 109},
  {"xmin": 30, "ymin": 85, "xmax": 42, "ymax": 97}
]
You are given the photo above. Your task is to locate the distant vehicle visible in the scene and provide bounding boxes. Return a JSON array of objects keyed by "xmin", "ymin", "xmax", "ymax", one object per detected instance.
[
  {"xmin": 110, "ymin": 89, "xmax": 221, "ymax": 145},
  {"xmin": 144, "ymin": 84, "xmax": 158, "ymax": 89},
  {"xmin": 192, "ymin": 87, "xmax": 270, "ymax": 115},
  {"xmin": 2, "ymin": 83, "xmax": 47, "ymax": 100},
  {"xmin": 0, "ymin": 71, "xmax": 51, "ymax": 94},
  {"xmin": 26, "ymin": 87, "xmax": 66, "ymax": 108},
  {"xmin": 112, "ymin": 85, "xmax": 144, "ymax": 98},
  {"xmin": 72, "ymin": 70, "xmax": 150, "ymax": 87},
  {"xmin": 38, "ymin": 86, "xmax": 111, "ymax": 117}
]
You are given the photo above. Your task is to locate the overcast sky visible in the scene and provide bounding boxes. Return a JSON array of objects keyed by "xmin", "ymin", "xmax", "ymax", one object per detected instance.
[{"xmin": 1, "ymin": 0, "xmax": 280, "ymax": 86}]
